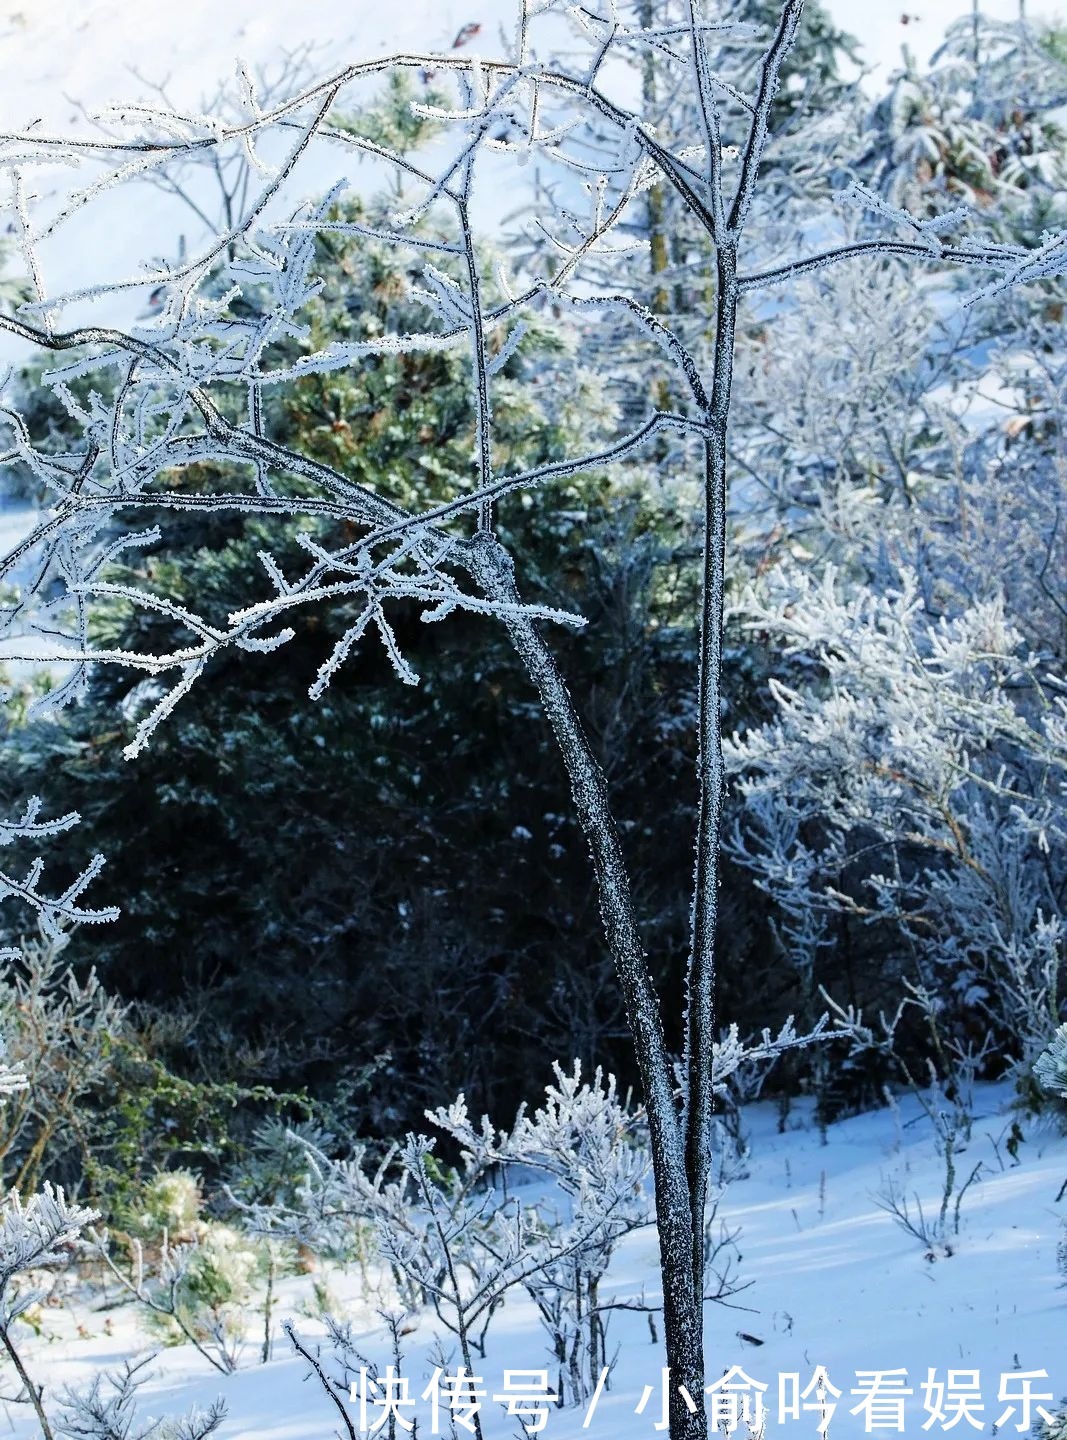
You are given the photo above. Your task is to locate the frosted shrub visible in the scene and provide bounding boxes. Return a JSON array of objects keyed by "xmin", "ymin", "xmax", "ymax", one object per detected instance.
[
  {"xmin": 92, "ymin": 1217, "xmax": 261, "ymax": 1374},
  {"xmin": 726, "ymin": 566, "xmax": 1066, "ymax": 1083},
  {"xmin": 106, "ymin": 1171, "xmax": 261, "ymax": 1368},
  {"xmin": 284, "ymin": 1309, "xmax": 416, "ymax": 1440},
  {"xmin": 189, "ymin": 1223, "xmax": 259, "ymax": 1303},
  {"xmin": 376, "ymin": 1135, "xmax": 528, "ymax": 1372},
  {"xmin": 430, "ymin": 1061, "xmax": 652, "ymax": 1405},
  {"xmin": 0, "ymin": 1184, "xmax": 98, "ymax": 1440},
  {"xmin": 132, "ymin": 1170, "xmax": 202, "ymax": 1242},
  {"xmin": 0, "ymin": 803, "xmax": 121, "ymax": 1197},
  {"xmin": 0, "ymin": 1185, "xmax": 94, "ymax": 1300},
  {"xmin": 0, "ymin": 806, "xmax": 116, "ymax": 1439},
  {"xmin": 824, "ymin": 985, "xmax": 989, "ymax": 1256},
  {"xmin": 160, "ymin": 1223, "xmax": 259, "ymax": 1342},
  {"xmin": 0, "ymin": 930, "xmax": 127, "ymax": 1195},
  {"xmin": 243, "ymin": 1062, "xmax": 655, "ymax": 1409},
  {"xmin": 272, "ymin": 1046, "xmax": 819, "ymax": 1430},
  {"xmin": 56, "ymin": 1355, "xmax": 226, "ymax": 1440},
  {"xmin": 225, "ymin": 1119, "xmax": 335, "ymax": 1361},
  {"xmin": 1037, "ymin": 1405, "xmax": 1067, "ymax": 1440},
  {"xmin": 238, "ymin": 1132, "xmax": 404, "ymax": 1273},
  {"xmin": 0, "ymin": 802, "xmax": 244, "ymax": 1423},
  {"xmin": 1034, "ymin": 1026, "xmax": 1067, "ymax": 1104},
  {"xmin": 254, "ymin": 1127, "xmax": 552, "ymax": 1440}
]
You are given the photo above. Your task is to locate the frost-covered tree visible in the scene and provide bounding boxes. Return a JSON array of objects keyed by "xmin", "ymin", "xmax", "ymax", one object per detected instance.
[
  {"xmin": 1, "ymin": 4, "xmax": 1066, "ymax": 1434},
  {"xmin": 725, "ymin": 565, "xmax": 1066, "ymax": 1071},
  {"xmin": 718, "ymin": 4, "xmax": 1067, "ymax": 1106},
  {"xmin": 719, "ymin": 12, "xmax": 1067, "ymax": 1111},
  {"xmin": 863, "ymin": 10, "xmax": 1067, "ymax": 221},
  {"xmin": 4, "ymin": 165, "xmax": 699, "ymax": 1124}
]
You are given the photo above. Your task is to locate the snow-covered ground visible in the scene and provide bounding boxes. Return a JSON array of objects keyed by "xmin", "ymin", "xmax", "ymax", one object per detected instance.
[{"xmin": 8, "ymin": 1084, "xmax": 1065, "ymax": 1438}]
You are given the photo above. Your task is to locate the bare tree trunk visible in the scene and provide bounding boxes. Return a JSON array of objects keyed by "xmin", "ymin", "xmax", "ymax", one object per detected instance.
[
  {"xmin": 465, "ymin": 533, "xmax": 708, "ymax": 1440},
  {"xmin": 262, "ymin": 1242, "xmax": 276, "ymax": 1363},
  {"xmin": 464, "ymin": 244, "xmax": 744, "ymax": 1440},
  {"xmin": 685, "ymin": 243, "xmax": 739, "ymax": 1307}
]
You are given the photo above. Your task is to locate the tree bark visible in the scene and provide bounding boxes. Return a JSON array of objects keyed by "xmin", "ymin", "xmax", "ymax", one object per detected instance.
[
  {"xmin": 464, "ymin": 533, "xmax": 708, "ymax": 1439},
  {"xmin": 685, "ymin": 243, "xmax": 739, "ymax": 1307}
]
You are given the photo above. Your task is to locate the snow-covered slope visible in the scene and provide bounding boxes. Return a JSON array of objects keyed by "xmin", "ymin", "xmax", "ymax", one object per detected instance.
[{"xmin": 6, "ymin": 1085, "xmax": 1065, "ymax": 1439}]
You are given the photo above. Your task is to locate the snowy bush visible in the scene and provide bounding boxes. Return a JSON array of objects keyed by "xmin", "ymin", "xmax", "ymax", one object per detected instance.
[
  {"xmin": 130, "ymin": 1170, "xmax": 202, "ymax": 1242},
  {"xmin": 167, "ymin": 1222, "xmax": 260, "ymax": 1333},
  {"xmin": 867, "ymin": 10, "xmax": 1067, "ymax": 214},
  {"xmin": 251, "ymin": 1044, "xmax": 820, "ymax": 1411},
  {"xmin": 91, "ymin": 1218, "xmax": 262, "ymax": 1375},
  {"xmin": 0, "ymin": 1184, "xmax": 98, "ymax": 1438},
  {"xmin": 726, "ymin": 564, "xmax": 1066, "ymax": 1084},
  {"xmin": 429, "ymin": 1060, "xmax": 651, "ymax": 1403},
  {"xmin": 56, "ymin": 1354, "xmax": 226, "ymax": 1440},
  {"xmin": 0, "ymin": 1184, "xmax": 97, "ymax": 1323},
  {"xmin": 0, "ymin": 930, "xmax": 127, "ymax": 1194},
  {"xmin": 0, "ymin": 804, "xmax": 117, "ymax": 1434},
  {"xmin": 235, "ymin": 1061, "xmax": 653, "ymax": 1406},
  {"xmin": 1037, "ymin": 1403, "xmax": 1067, "ymax": 1440}
]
